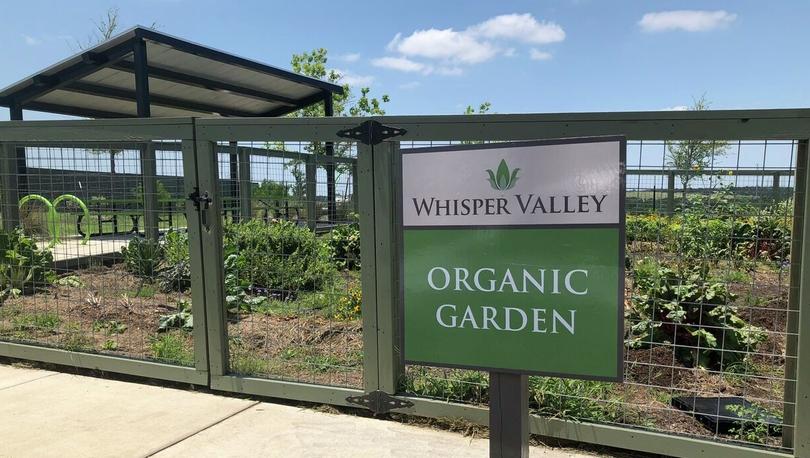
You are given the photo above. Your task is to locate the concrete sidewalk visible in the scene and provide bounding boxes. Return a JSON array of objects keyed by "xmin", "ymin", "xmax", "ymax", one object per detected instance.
[{"xmin": 0, "ymin": 364, "xmax": 596, "ymax": 458}]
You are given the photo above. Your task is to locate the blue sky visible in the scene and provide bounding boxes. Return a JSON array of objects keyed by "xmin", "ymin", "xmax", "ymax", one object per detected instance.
[{"xmin": 1, "ymin": 0, "xmax": 809, "ymax": 121}]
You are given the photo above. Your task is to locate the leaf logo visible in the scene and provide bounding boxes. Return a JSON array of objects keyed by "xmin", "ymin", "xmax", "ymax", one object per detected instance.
[{"xmin": 486, "ymin": 159, "xmax": 520, "ymax": 191}]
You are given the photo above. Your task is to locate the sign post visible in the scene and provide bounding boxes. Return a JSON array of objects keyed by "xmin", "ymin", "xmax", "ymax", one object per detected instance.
[{"xmin": 398, "ymin": 137, "xmax": 626, "ymax": 456}]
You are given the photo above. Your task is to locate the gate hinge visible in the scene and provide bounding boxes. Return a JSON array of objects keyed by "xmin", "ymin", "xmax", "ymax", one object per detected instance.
[
  {"xmin": 336, "ymin": 120, "xmax": 407, "ymax": 145},
  {"xmin": 346, "ymin": 390, "xmax": 414, "ymax": 415},
  {"xmin": 187, "ymin": 187, "xmax": 212, "ymax": 211}
]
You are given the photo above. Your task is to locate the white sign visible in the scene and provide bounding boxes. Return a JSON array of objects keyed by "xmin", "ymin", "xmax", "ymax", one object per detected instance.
[{"xmin": 402, "ymin": 137, "xmax": 624, "ymax": 227}]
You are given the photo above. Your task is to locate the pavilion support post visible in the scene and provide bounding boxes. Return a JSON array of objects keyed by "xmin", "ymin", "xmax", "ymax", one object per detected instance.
[
  {"xmin": 237, "ymin": 143, "xmax": 252, "ymax": 221},
  {"xmin": 352, "ymin": 161, "xmax": 359, "ymax": 215},
  {"xmin": 324, "ymin": 94, "xmax": 336, "ymax": 223},
  {"xmin": 134, "ymin": 38, "xmax": 159, "ymax": 240},
  {"xmin": 228, "ymin": 142, "xmax": 238, "ymax": 220},
  {"xmin": 1, "ymin": 142, "xmax": 20, "ymax": 231},
  {"xmin": 9, "ymin": 102, "xmax": 28, "ymax": 201},
  {"xmin": 306, "ymin": 155, "xmax": 317, "ymax": 231},
  {"xmin": 666, "ymin": 171, "xmax": 676, "ymax": 216}
]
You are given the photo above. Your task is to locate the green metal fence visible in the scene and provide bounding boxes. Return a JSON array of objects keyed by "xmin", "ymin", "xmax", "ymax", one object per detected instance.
[{"xmin": 1, "ymin": 110, "xmax": 809, "ymax": 458}]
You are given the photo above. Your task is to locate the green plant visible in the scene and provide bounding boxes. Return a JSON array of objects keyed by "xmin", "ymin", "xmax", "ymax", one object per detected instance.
[
  {"xmin": 12, "ymin": 311, "xmax": 61, "ymax": 333},
  {"xmin": 727, "ymin": 404, "xmax": 782, "ymax": 444},
  {"xmin": 101, "ymin": 339, "xmax": 118, "ymax": 351},
  {"xmin": 628, "ymin": 258, "xmax": 768, "ymax": 369},
  {"xmin": 332, "ymin": 285, "xmax": 362, "ymax": 321},
  {"xmin": 327, "ymin": 220, "xmax": 361, "ymax": 270},
  {"xmin": 230, "ymin": 354, "xmax": 271, "ymax": 376},
  {"xmin": 121, "ymin": 237, "xmax": 163, "ymax": 278},
  {"xmin": 530, "ymin": 377, "xmax": 626, "ymax": 423},
  {"xmin": 224, "ymin": 219, "xmax": 336, "ymax": 294},
  {"xmin": 157, "ymin": 231, "xmax": 191, "ymax": 293},
  {"xmin": 158, "ymin": 299, "xmax": 193, "ymax": 332},
  {"xmin": 150, "ymin": 332, "xmax": 193, "ymax": 365},
  {"xmin": 0, "ymin": 228, "xmax": 54, "ymax": 300},
  {"xmin": 55, "ymin": 275, "xmax": 84, "ymax": 288},
  {"xmin": 60, "ymin": 324, "xmax": 94, "ymax": 352},
  {"xmin": 92, "ymin": 320, "xmax": 127, "ymax": 335},
  {"xmin": 401, "ymin": 367, "xmax": 489, "ymax": 404}
]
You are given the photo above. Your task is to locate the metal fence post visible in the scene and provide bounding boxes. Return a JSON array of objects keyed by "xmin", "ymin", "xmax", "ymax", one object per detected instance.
[
  {"xmin": 195, "ymin": 139, "xmax": 229, "ymax": 377},
  {"xmin": 792, "ymin": 140, "xmax": 810, "ymax": 456},
  {"xmin": 306, "ymin": 156, "xmax": 317, "ymax": 231},
  {"xmin": 667, "ymin": 171, "xmax": 676, "ymax": 215},
  {"xmin": 783, "ymin": 141, "xmax": 807, "ymax": 448},
  {"xmin": 373, "ymin": 141, "xmax": 402, "ymax": 393},
  {"xmin": 181, "ymin": 137, "xmax": 210, "ymax": 374},
  {"xmin": 238, "ymin": 145, "xmax": 251, "ymax": 221},
  {"xmin": 141, "ymin": 142, "xmax": 160, "ymax": 240},
  {"xmin": 0, "ymin": 143, "xmax": 20, "ymax": 230},
  {"xmin": 357, "ymin": 143, "xmax": 380, "ymax": 392}
]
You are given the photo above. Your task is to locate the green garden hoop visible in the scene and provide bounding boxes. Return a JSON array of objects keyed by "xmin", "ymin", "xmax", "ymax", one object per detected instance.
[
  {"xmin": 53, "ymin": 194, "xmax": 90, "ymax": 245},
  {"xmin": 18, "ymin": 194, "xmax": 58, "ymax": 246}
]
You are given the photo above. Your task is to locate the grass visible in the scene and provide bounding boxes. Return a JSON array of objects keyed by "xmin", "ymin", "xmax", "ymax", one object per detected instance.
[
  {"xmin": 230, "ymin": 353, "xmax": 271, "ymax": 376},
  {"xmin": 150, "ymin": 332, "xmax": 194, "ymax": 366},
  {"xmin": 12, "ymin": 311, "xmax": 61, "ymax": 333}
]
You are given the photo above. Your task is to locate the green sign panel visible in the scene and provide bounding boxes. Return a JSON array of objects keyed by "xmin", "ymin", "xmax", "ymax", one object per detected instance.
[{"xmin": 400, "ymin": 137, "xmax": 626, "ymax": 381}]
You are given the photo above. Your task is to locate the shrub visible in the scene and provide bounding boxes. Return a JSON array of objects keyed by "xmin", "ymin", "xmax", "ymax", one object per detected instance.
[
  {"xmin": 121, "ymin": 237, "xmax": 163, "ymax": 278},
  {"xmin": 332, "ymin": 285, "xmax": 362, "ymax": 320},
  {"xmin": 327, "ymin": 219, "xmax": 361, "ymax": 270},
  {"xmin": 0, "ymin": 228, "xmax": 54, "ymax": 299},
  {"xmin": 628, "ymin": 258, "xmax": 767, "ymax": 370},
  {"xmin": 157, "ymin": 230, "xmax": 191, "ymax": 292},
  {"xmin": 224, "ymin": 219, "xmax": 335, "ymax": 294},
  {"xmin": 626, "ymin": 214, "xmax": 670, "ymax": 243}
]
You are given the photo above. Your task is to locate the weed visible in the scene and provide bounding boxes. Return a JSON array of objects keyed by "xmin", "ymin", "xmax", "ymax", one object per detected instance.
[
  {"xmin": 230, "ymin": 354, "xmax": 270, "ymax": 376},
  {"xmin": 101, "ymin": 339, "xmax": 118, "ymax": 351},
  {"xmin": 149, "ymin": 332, "xmax": 193, "ymax": 365},
  {"xmin": 12, "ymin": 312, "xmax": 61, "ymax": 333},
  {"xmin": 92, "ymin": 320, "xmax": 127, "ymax": 335}
]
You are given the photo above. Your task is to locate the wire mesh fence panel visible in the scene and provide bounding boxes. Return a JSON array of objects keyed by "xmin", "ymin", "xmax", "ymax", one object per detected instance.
[
  {"xmin": 0, "ymin": 141, "xmax": 196, "ymax": 367},
  {"xmin": 395, "ymin": 138, "xmax": 798, "ymax": 453},
  {"xmin": 214, "ymin": 140, "xmax": 363, "ymax": 389}
]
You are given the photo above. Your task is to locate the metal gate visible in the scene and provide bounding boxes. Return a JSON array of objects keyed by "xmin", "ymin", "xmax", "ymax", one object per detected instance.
[{"xmin": 1, "ymin": 111, "xmax": 810, "ymax": 458}]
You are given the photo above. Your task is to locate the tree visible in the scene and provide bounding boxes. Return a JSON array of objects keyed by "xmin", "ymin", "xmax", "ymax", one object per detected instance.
[
  {"xmin": 464, "ymin": 102, "xmax": 492, "ymax": 115},
  {"xmin": 286, "ymin": 49, "xmax": 390, "ymax": 219},
  {"xmin": 666, "ymin": 96, "xmax": 728, "ymax": 196}
]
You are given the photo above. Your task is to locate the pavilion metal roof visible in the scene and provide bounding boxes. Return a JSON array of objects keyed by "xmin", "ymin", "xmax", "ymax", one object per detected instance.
[{"xmin": 0, "ymin": 26, "xmax": 343, "ymax": 119}]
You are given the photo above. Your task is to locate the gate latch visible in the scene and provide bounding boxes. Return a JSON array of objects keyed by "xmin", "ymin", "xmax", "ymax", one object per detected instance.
[
  {"xmin": 188, "ymin": 187, "xmax": 212, "ymax": 211},
  {"xmin": 346, "ymin": 390, "xmax": 414, "ymax": 415}
]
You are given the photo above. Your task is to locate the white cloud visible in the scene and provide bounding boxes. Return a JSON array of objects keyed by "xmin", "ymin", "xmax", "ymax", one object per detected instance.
[
  {"xmin": 377, "ymin": 13, "xmax": 563, "ymax": 74},
  {"xmin": 336, "ymin": 52, "xmax": 361, "ymax": 63},
  {"xmin": 639, "ymin": 10, "xmax": 737, "ymax": 32},
  {"xmin": 388, "ymin": 28, "xmax": 498, "ymax": 64},
  {"xmin": 529, "ymin": 49, "xmax": 552, "ymax": 61},
  {"xmin": 22, "ymin": 34, "xmax": 41, "ymax": 46},
  {"xmin": 470, "ymin": 13, "xmax": 565, "ymax": 44},
  {"xmin": 661, "ymin": 105, "xmax": 689, "ymax": 111},
  {"xmin": 372, "ymin": 56, "xmax": 432, "ymax": 74},
  {"xmin": 399, "ymin": 81, "xmax": 421, "ymax": 90}
]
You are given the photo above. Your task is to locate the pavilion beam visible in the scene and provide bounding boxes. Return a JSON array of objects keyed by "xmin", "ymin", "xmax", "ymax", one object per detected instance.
[
  {"xmin": 134, "ymin": 38, "xmax": 160, "ymax": 242},
  {"xmin": 13, "ymin": 40, "xmax": 135, "ymax": 105},
  {"xmin": 111, "ymin": 61, "xmax": 299, "ymax": 107},
  {"xmin": 324, "ymin": 93, "xmax": 336, "ymax": 223},
  {"xmin": 1, "ymin": 104, "xmax": 22, "ymax": 231},
  {"xmin": 21, "ymin": 101, "xmax": 131, "ymax": 119},
  {"xmin": 61, "ymin": 82, "xmax": 254, "ymax": 117},
  {"xmin": 260, "ymin": 91, "xmax": 329, "ymax": 117}
]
